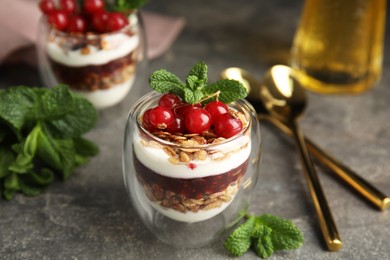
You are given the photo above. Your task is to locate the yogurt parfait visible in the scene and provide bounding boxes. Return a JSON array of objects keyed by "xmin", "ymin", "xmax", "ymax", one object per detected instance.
[
  {"xmin": 123, "ymin": 62, "xmax": 261, "ymax": 247},
  {"xmin": 37, "ymin": 0, "xmax": 146, "ymax": 109}
]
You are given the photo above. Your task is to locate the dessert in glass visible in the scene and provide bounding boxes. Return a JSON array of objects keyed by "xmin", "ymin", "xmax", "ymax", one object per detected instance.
[
  {"xmin": 36, "ymin": 0, "xmax": 146, "ymax": 109},
  {"xmin": 123, "ymin": 62, "xmax": 261, "ymax": 247}
]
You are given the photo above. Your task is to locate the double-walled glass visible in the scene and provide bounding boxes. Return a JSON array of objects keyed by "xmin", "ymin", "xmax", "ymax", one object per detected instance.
[
  {"xmin": 123, "ymin": 92, "xmax": 261, "ymax": 248},
  {"xmin": 37, "ymin": 12, "xmax": 146, "ymax": 109}
]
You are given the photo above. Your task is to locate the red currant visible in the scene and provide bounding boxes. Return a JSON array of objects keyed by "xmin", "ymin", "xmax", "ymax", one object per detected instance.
[
  {"xmin": 158, "ymin": 94, "xmax": 181, "ymax": 109},
  {"xmin": 60, "ymin": 0, "xmax": 76, "ymax": 14},
  {"xmin": 39, "ymin": 0, "xmax": 55, "ymax": 15},
  {"xmin": 167, "ymin": 115, "xmax": 186, "ymax": 134},
  {"xmin": 149, "ymin": 106, "xmax": 175, "ymax": 130},
  {"xmin": 67, "ymin": 15, "xmax": 86, "ymax": 33},
  {"xmin": 83, "ymin": 0, "xmax": 105, "ymax": 14},
  {"xmin": 107, "ymin": 12, "xmax": 129, "ymax": 32},
  {"xmin": 214, "ymin": 113, "xmax": 243, "ymax": 138},
  {"xmin": 92, "ymin": 12, "xmax": 109, "ymax": 32},
  {"xmin": 142, "ymin": 109, "xmax": 156, "ymax": 132},
  {"xmin": 48, "ymin": 11, "xmax": 69, "ymax": 31},
  {"xmin": 205, "ymin": 101, "xmax": 229, "ymax": 122},
  {"xmin": 185, "ymin": 108, "xmax": 211, "ymax": 134},
  {"xmin": 175, "ymin": 103, "xmax": 201, "ymax": 117}
]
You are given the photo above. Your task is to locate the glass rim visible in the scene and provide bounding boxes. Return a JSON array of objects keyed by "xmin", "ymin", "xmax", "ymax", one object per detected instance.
[{"xmin": 135, "ymin": 91, "xmax": 255, "ymax": 149}]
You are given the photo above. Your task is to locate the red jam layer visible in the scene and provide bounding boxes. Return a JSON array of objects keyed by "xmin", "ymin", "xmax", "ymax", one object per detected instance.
[
  {"xmin": 134, "ymin": 153, "xmax": 248, "ymax": 200},
  {"xmin": 48, "ymin": 51, "xmax": 136, "ymax": 91}
]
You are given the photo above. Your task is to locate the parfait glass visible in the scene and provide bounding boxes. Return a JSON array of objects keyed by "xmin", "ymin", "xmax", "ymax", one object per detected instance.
[
  {"xmin": 36, "ymin": 11, "xmax": 147, "ymax": 109},
  {"xmin": 123, "ymin": 92, "xmax": 262, "ymax": 248}
]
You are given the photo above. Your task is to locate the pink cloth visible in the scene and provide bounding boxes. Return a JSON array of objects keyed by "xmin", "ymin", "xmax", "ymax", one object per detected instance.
[{"xmin": 0, "ymin": 0, "xmax": 185, "ymax": 64}]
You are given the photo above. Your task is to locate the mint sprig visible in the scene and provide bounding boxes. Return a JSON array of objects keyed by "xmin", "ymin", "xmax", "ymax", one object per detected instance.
[
  {"xmin": 0, "ymin": 85, "xmax": 98, "ymax": 200},
  {"xmin": 224, "ymin": 214, "xmax": 303, "ymax": 258},
  {"xmin": 108, "ymin": 0, "xmax": 148, "ymax": 12},
  {"xmin": 149, "ymin": 61, "xmax": 247, "ymax": 104}
]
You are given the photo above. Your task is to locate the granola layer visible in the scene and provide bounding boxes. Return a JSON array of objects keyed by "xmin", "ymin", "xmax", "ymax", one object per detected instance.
[{"xmin": 49, "ymin": 54, "xmax": 137, "ymax": 91}]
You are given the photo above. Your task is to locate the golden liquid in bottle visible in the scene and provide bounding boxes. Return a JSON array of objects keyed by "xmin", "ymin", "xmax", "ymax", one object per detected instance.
[{"xmin": 291, "ymin": 0, "xmax": 386, "ymax": 94}]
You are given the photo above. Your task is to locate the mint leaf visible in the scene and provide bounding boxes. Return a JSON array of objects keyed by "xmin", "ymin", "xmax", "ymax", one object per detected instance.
[
  {"xmin": 186, "ymin": 75, "xmax": 200, "ymax": 90},
  {"xmin": 111, "ymin": 0, "xmax": 148, "ymax": 11},
  {"xmin": 55, "ymin": 139, "xmax": 76, "ymax": 179},
  {"xmin": 74, "ymin": 137, "xmax": 99, "ymax": 157},
  {"xmin": 253, "ymin": 233, "xmax": 274, "ymax": 259},
  {"xmin": 8, "ymin": 150, "xmax": 34, "ymax": 174},
  {"xmin": 48, "ymin": 95, "xmax": 97, "ymax": 138},
  {"xmin": 37, "ymin": 128, "xmax": 62, "ymax": 170},
  {"xmin": 25, "ymin": 168, "xmax": 54, "ymax": 186},
  {"xmin": 188, "ymin": 61, "xmax": 208, "ymax": 81},
  {"xmin": 187, "ymin": 61, "xmax": 208, "ymax": 88},
  {"xmin": 23, "ymin": 124, "xmax": 40, "ymax": 157},
  {"xmin": 224, "ymin": 216, "xmax": 256, "ymax": 256},
  {"xmin": 149, "ymin": 69, "xmax": 186, "ymax": 94},
  {"xmin": 37, "ymin": 132, "xmax": 76, "ymax": 179},
  {"xmin": 0, "ymin": 122, "xmax": 8, "ymax": 142},
  {"xmin": 4, "ymin": 173, "xmax": 20, "ymax": 193},
  {"xmin": 9, "ymin": 124, "xmax": 40, "ymax": 174},
  {"xmin": 0, "ymin": 147, "xmax": 14, "ymax": 178},
  {"xmin": 39, "ymin": 85, "xmax": 73, "ymax": 119},
  {"xmin": 0, "ymin": 86, "xmax": 37, "ymax": 130},
  {"xmin": 204, "ymin": 79, "xmax": 247, "ymax": 103},
  {"xmin": 258, "ymin": 214, "xmax": 304, "ymax": 250},
  {"xmin": 183, "ymin": 88, "xmax": 204, "ymax": 104},
  {"xmin": 252, "ymin": 220, "xmax": 272, "ymax": 238},
  {"xmin": 20, "ymin": 181, "xmax": 43, "ymax": 197},
  {"xmin": 252, "ymin": 221, "xmax": 274, "ymax": 258}
]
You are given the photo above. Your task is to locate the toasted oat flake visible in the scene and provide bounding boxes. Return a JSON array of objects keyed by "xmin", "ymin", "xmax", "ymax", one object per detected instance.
[
  {"xmin": 179, "ymin": 152, "xmax": 191, "ymax": 163},
  {"xmin": 191, "ymin": 136, "xmax": 207, "ymax": 144},
  {"xmin": 80, "ymin": 47, "xmax": 90, "ymax": 55},
  {"xmin": 168, "ymin": 157, "xmax": 180, "ymax": 164},
  {"xmin": 163, "ymin": 147, "xmax": 176, "ymax": 157},
  {"xmin": 203, "ymin": 200, "xmax": 222, "ymax": 210},
  {"xmin": 193, "ymin": 150, "xmax": 207, "ymax": 160}
]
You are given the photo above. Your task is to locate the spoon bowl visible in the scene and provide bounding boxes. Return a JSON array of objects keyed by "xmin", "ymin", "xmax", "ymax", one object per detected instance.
[{"xmin": 261, "ymin": 65, "xmax": 307, "ymax": 124}]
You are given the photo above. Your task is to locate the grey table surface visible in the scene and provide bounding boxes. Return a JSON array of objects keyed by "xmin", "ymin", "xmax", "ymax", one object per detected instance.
[{"xmin": 1, "ymin": 0, "xmax": 390, "ymax": 259}]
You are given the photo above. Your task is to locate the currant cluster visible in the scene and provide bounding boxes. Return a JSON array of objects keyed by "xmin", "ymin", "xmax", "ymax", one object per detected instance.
[
  {"xmin": 142, "ymin": 94, "xmax": 243, "ymax": 139},
  {"xmin": 39, "ymin": 0, "xmax": 129, "ymax": 33}
]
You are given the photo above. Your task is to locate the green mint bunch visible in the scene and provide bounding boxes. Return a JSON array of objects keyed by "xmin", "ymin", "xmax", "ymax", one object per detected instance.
[
  {"xmin": 0, "ymin": 85, "xmax": 99, "ymax": 200},
  {"xmin": 224, "ymin": 214, "xmax": 304, "ymax": 258},
  {"xmin": 149, "ymin": 61, "xmax": 248, "ymax": 104}
]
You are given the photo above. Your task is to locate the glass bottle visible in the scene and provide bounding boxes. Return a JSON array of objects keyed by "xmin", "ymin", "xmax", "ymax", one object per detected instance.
[{"xmin": 291, "ymin": 0, "xmax": 386, "ymax": 94}]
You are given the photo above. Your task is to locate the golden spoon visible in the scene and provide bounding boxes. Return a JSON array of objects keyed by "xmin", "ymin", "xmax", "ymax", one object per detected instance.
[
  {"xmin": 261, "ymin": 65, "xmax": 342, "ymax": 251},
  {"xmin": 221, "ymin": 67, "xmax": 390, "ymax": 211}
]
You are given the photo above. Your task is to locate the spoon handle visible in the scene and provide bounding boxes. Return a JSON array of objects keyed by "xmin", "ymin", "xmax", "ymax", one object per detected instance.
[
  {"xmin": 305, "ymin": 139, "xmax": 390, "ymax": 210},
  {"xmin": 291, "ymin": 122, "xmax": 342, "ymax": 251},
  {"xmin": 263, "ymin": 115, "xmax": 390, "ymax": 211}
]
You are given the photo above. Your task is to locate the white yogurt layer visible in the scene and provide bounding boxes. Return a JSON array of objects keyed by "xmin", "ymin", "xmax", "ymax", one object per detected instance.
[
  {"xmin": 47, "ymin": 33, "xmax": 140, "ymax": 67},
  {"xmin": 73, "ymin": 77, "xmax": 134, "ymax": 109},
  {"xmin": 133, "ymin": 133, "xmax": 251, "ymax": 179},
  {"xmin": 150, "ymin": 200, "xmax": 232, "ymax": 223}
]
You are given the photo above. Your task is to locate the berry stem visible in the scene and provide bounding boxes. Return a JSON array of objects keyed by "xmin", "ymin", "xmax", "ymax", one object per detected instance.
[{"xmin": 198, "ymin": 90, "xmax": 221, "ymax": 104}]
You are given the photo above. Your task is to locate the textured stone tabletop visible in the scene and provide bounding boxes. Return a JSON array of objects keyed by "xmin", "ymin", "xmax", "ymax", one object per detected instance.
[{"xmin": 1, "ymin": 0, "xmax": 390, "ymax": 259}]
